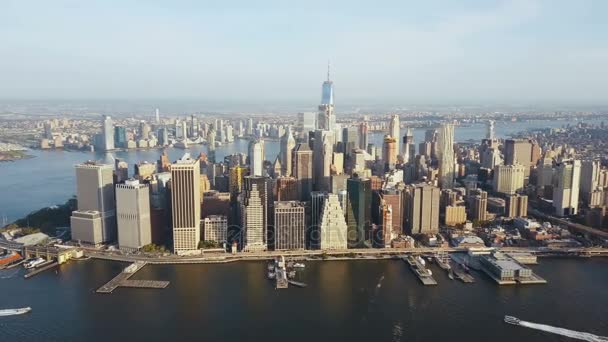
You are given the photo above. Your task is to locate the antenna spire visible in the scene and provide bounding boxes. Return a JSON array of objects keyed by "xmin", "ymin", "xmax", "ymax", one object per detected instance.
[{"xmin": 327, "ymin": 60, "xmax": 331, "ymax": 81}]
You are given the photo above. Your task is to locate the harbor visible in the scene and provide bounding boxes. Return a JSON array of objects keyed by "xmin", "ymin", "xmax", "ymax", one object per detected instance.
[
  {"xmin": 96, "ymin": 262, "xmax": 170, "ymax": 294},
  {"xmin": 267, "ymin": 256, "xmax": 308, "ymax": 289}
]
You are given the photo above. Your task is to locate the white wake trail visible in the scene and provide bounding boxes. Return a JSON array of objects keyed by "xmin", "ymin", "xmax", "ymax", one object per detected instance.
[{"xmin": 518, "ymin": 320, "xmax": 608, "ymax": 342}]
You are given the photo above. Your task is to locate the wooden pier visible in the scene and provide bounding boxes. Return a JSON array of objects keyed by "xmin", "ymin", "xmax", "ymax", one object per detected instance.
[
  {"xmin": 96, "ymin": 262, "xmax": 169, "ymax": 294},
  {"xmin": 24, "ymin": 261, "xmax": 59, "ymax": 279},
  {"xmin": 402, "ymin": 256, "xmax": 437, "ymax": 286}
]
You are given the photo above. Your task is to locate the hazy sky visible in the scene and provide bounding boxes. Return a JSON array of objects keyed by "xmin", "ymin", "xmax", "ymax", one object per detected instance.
[{"xmin": 1, "ymin": 0, "xmax": 607, "ymax": 104}]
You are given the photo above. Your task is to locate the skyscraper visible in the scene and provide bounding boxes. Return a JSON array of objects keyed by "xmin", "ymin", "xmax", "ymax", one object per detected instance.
[
  {"xmin": 203, "ymin": 215, "xmax": 228, "ymax": 244},
  {"xmin": 317, "ymin": 65, "xmax": 336, "ymax": 131},
  {"xmin": 469, "ymin": 189, "xmax": 488, "ymax": 222},
  {"xmin": 358, "ymin": 121, "xmax": 369, "ymax": 150},
  {"xmin": 280, "ymin": 126, "xmax": 296, "ymax": 176},
  {"xmin": 486, "ymin": 120, "xmax": 495, "ymax": 140},
  {"xmin": 493, "ymin": 164, "xmax": 526, "ymax": 195},
  {"xmin": 114, "ymin": 125, "xmax": 127, "ymax": 149},
  {"xmin": 102, "ymin": 115, "xmax": 115, "ymax": 151},
  {"xmin": 319, "ymin": 193, "xmax": 348, "ymax": 250},
  {"xmin": 346, "ymin": 174, "xmax": 372, "ymax": 247},
  {"xmin": 553, "ymin": 159, "xmax": 581, "ymax": 216},
  {"xmin": 71, "ymin": 162, "xmax": 117, "ymax": 244},
  {"xmin": 382, "ymin": 135, "xmax": 397, "ymax": 171},
  {"xmin": 155, "ymin": 108, "xmax": 160, "ymax": 123},
  {"xmin": 170, "ymin": 154, "xmax": 201, "ymax": 254},
  {"xmin": 404, "ymin": 183, "xmax": 440, "ymax": 235},
  {"xmin": 389, "ymin": 114, "xmax": 400, "ymax": 155},
  {"xmin": 312, "ymin": 130, "xmax": 335, "ymax": 192},
  {"xmin": 580, "ymin": 159, "xmax": 601, "ymax": 204},
  {"xmin": 437, "ymin": 123, "xmax": 455, "ymax": 189},
  {"xmin": 274, "ymin": 201, "xmax": 306, "ymax": 250},
  {"xmin": 243, "ymin": 176, "xmax": 272, "ymax": 239},
  {"xmin": 293, "ymin": 142, "xmax": 313, "ymax": 201},
  {"xmin": 402, "ymin": 128, "xmax": 415, "ymax": 164},
  {"xmin": 504, "ymin": 139, "xmax": 533, "ymax": 177},
  {"xmin": 248, "ymin": 139, "xmax": 265, "ymax": 177},
  {"xmin": 241, "ymin": 183, "xmax": 266, "ymax": 251},
  {"xmin": 116, "ymin": 179, "xmax": 151, "ymax": 251}
]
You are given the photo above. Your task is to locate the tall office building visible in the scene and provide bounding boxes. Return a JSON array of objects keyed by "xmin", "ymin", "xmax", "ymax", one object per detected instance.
[
  {"xmin": 248, "ymin": 139, "xmax": 265, "ymax": 176},
  {"xmin": 469, "ymin": 189, "xmax": 488, "ymax": 222},
  {"xmin": 317, "ymin": 65, "xmax": 336, "ymax": 131},
  {"xmin": 309, "ymin": 191, "xmax": 328, "ymax": 248},
  {"xmin": 241, "ymin": 183, "xmax": 266, "ymax": 251},
  {"xmin": 342, "ymin": 126, "xmax": 359, "ymax": 156},
  {"xmin": 274, "ymin": 201, "xmax": 306, "ymax": 250},
  {"xmin": 437, "ymin": 123, "xmax": 455, "ymax": 189},
  {"xmin": 243, "ymin": 176, "xmax": 272, "ymax": 239},
  {"xmin": 155, "ymin": 108, "xmax": 160, "ymax": 123},
  {"xmin": 116, "ymin": 180, "xmax": 151, "ymax": 251},
  {"xmin": 203, "ymin": 215, "xmax": 228, "ymax": 244},
  {"xmin": 553, "ymin": 159, "xmax": 581, "ymax": 216},
  {"xmin": 280, "ymin": 126, "xmax": 296, "ymax": 176},
  {"xmin": 358, "ymin": 121, "xmax": 369, "ymax": 150},
  {"xmin": 298, "ymin": 112, "xmax": 316, "ymax": 136},
  {"xmin": 486, "ymin": 120, "xmax": 495, "ymax": 140},
  {"xmin": 505, "ymin": 194, "xmax": 528, "ymax": 218},
  {"xmin": 402, "ymin": 128, "xmax": 415, "ymax": 164},
  {"xmin": 580, "ymin": 159, "xmax": 601, "ymax": 204},
  {"xmin": 276, "ymin": 176, "xmax": 298, "ymax": 201},
  {"xmin": 346, "ymin": 174, "xmax": 372, "ymax": 247},
  {"xmin": 293, "ymin": 142, "xmax": 313, "ymax": 201},
  {"xmin": 312, "ymin": 130, "xmax": 334, "ymax": 192},
  {"xmin": 102, "ymin": 115, "xmax": 114, "ymax": 151},
  {"xmin": 504, "ymin": 139, "xmax": 533, "ymax": 177},
  {"xmin": 114, "ymin": 126, "xmax": 127, "ymax": 149},
  {"xmin": 404, "ymin": 183, "xmax": 440, "ymax": 235},
  {"xmin": 318, "ymin": 193, "xmax": 348, "ymax": 250},
  {"xmin": 493, "ymin": 164, "xmax": 526, "ymax": 195},
  {"xmin": 382, "ymin": 135, "xmax": 397, "ymax": 171},
  {"xmin": 445, "ymin": 205, "xmax": 467, "ymax": 226},
  {"xmin": 389, "ymin": 114, "xmax": 400, "ymax": 155},
  {"xmin": 170, "ymin": 154, "xmax": 201, "ymax": 253},
  {"xmin": 71, "ymin": 162, "xmax": 117, "ymax": 245}
]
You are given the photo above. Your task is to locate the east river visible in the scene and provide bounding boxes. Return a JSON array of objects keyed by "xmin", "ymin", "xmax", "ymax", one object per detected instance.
[{"xmin": 0, "ymin": 258, "xmax": 607, "ymax": 341}]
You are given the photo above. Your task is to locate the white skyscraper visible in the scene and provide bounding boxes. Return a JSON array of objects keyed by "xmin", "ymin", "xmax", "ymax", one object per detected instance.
[
  {"xmin": 155, "ymin": 108, "xmax": 160, "ymax": 124},
  {"xmin": 319, "ymin": 193, "xmax": 348, "ymax": 250},
  {"xmin": 116, "ymin": 180, "xmax": 151, "ymax": 251},
  {"xmin": 102, "ymin": 115, "xmax": 114, "ymax": 151},
  {"xmin": 402, "ymin": 127, "xmax": 415, "ymax": 164},
  {"xmin": 389, "ymin": 114, "xmax": 400, "ymax": 155},
  {"xmin": 248, "ymin": 139, "xmax": 265, "ymax": 176},
  {"xmin": 437, "ymin": 123, "xmax": 455, "ymax": 189},
  {"xmin": 486, "ymin": 120, "xmax": 495, "ymax": 140},
  {"xmin": 553, "ymin": 159, "xmax": 581, "ymax": 216},
  {"xmin": 170, "ymin": 154, "xmax": 201, "ymax": 254}
]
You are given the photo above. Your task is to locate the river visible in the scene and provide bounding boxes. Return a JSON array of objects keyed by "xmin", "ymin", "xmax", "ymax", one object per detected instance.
[{"xmin": 0, "ymin": 257, "xmax": 606, "ymax": 341}]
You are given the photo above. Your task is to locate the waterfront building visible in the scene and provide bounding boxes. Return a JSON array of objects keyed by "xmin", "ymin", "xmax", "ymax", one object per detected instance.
[
  {"xmin": 437, "ymin": 123, "xmax": 455, "ymax": 189},
  {"xmin": 293, "ymin": 142, "xmax": 313, "ymax": 201},
  {"xmin": 248, "ymin": 139, "xmax": 265, "ymax": 177},
  {"xmin": 170, "ymin": 154, "xmax": 201, "ymax": 254},
  {"xmin": 493, "ymin": 164, "xmax": 526, "ymax": 195},
  {"xmin": 203, "ymin": 215, "xmax": 228, "ymax": 244},
  {"xmin": 116, "ymin": 180, "xmax": 151, "ymax": 251},
  {"xmin": 102, "ymin": 115, "xmax": 114, "ymax": 151},
  {"xmin": 280, "ymin": 126, "xmax": 296, "ymax": 176},
  {"xmin": 404, "ymin": 183, "xmax": 440, "ymax": 235},
  {"xmin": 70, "ymin": 211, "xmax": 104, "ymax": 246},
  {"xmin": 71, "ymin": 162, "xmax": 116, "ymax": 244},
  {"xmin": 346, "ymin": 174, "xmax": 372, "ymax": 247},
  {"xmin": 274, "ymin": 201, "xmax": 306, "ymax": 250},
  {"xmin": 319, "ymin": 193, "xmax": 348, "ymax": 250},
  {"xmin": 241, "ymin": 183, "xmax": 267, "ymax": 251},
  {"xmin": 580, "ymin": 159, "xmax": 601, "ymax": 205},
  {"xmin": 242, "ymin": 176, "xmax": 272, "ymax": 242},
  {"xmin": 389, "ymin": 114, "xmax": 400, "ymax": 155},
  {"xmin": 553, "ymin": 159, "xmax": 581, "ymax": 216},
  {"xmin": 114, "ymin": 125, "xmax": 127, "ymax": 149}
]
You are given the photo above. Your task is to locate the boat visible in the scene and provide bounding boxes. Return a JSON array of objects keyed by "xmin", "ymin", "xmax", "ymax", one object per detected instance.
[
  {"xmin": 267, "ymin": 271, "xmax": 275, "ymax": 280},
  {"xmin": 417, "ymin": 256, "xmax": 426, "ymax": 266},
  {"xmin": 504, "ymin": 316, "xmax": 521, "ymax": 325},
  {"xmin": 24, "ymin": 258, "xmax": 45, "ymax": 269},
  {"xmin": 293, "ymin": 263, "xmax": 305, "ymax": 268},
  {"xmin": 448, "ymin": 270, "xmax": 454, "ymax": 280},
  {"xmin": 0, "ymin": 307, "xmax": 32, "ymax": 317},
  {"xmin": 267, "ymin": 263, "xmax": 274, "ymax": 271}
]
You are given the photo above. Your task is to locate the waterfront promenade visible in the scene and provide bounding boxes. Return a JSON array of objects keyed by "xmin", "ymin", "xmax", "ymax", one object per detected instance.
[{"xmin": 81, "ymin": 246, "xmax": 608, "ymax": 265}]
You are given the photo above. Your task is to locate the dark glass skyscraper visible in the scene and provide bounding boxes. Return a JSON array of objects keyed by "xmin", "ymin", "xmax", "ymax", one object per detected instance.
[
  {"xmin": 114, "ymin": 125, "xmax": 127, "ymax": 149},
  {"xmin": 346, "ymin": 174, "xmax": 371, "ymax": 248}
]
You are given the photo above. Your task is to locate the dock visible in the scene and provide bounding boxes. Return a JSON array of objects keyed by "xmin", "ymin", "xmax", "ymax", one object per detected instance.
[
  {"xmin": 287, "ymin": 280, "xmax": 307, "ymax": 288},
  {"xmin": 96, "ymin": 262, "xmax": 169, "ymax": 294},
  {"xmin": 402, "ymin": 256, "xmax": 437, "ymax": 286},
  {"xmin": 451, "ymin": 264, "xmax": 475, "ymax": 283},
  {"xmin": 24, "ymin": 261, "xmax": 59, "ymax": 279}
]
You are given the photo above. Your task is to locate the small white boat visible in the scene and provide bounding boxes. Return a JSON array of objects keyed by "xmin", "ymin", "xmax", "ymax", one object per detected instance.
[
  {"xmin": 267, "ymin": 272, "xmax": 276, "ymax": 280},
  {"xmin": 293, "ymin": 263, "xmax": 305, "ymax": 268},
  {"xmin": 0, "ymin": 307, "xmax": 32, "ymax": 317}
]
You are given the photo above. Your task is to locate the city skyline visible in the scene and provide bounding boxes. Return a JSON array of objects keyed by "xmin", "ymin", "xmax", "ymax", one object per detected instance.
[{"xmin": 1, "ymin": 1, "xmax": 608, "ymax": 104}]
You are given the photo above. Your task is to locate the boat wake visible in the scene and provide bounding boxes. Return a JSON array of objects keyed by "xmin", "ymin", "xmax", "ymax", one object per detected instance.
[{"xmin": 506, "ymin": 316, "xmax": 608, "ymax": 342}]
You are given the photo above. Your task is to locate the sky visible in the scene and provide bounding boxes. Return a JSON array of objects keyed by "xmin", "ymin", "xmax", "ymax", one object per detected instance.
[{"xmin": 1, "ymin": 0, "xmax": 607, "ymax": 105}]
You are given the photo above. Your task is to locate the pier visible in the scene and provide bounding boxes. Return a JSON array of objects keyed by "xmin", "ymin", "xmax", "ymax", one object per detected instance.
[
  {"xmin": 402, "ymin": 256, "xmax": 437, "ymax": 286},
  {"xmin": 96, "ymin": 262, "xmax": 169, "ymax": 294}
]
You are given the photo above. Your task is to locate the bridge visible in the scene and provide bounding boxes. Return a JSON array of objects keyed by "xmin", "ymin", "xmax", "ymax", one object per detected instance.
[{"xmin": 529, "ymin": 208, "xmax": 608, "ymax": 241}]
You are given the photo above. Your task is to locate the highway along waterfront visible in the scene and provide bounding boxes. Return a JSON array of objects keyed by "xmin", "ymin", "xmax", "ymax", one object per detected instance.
[{"xmin": 0, "ymin": 257, "xmax": 606, "ymax": 341}]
